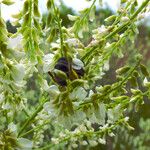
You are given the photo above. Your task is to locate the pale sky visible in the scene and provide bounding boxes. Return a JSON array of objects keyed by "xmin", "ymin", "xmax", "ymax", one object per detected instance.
[{"xmin": 0, "ymin": 0, "xmax": 146, "ymax": 21}]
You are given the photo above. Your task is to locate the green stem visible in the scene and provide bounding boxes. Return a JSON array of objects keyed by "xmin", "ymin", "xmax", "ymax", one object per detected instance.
[
  {"xmin": 20, "ymin": 121, "xmax": 49, "ymax": 137},
  {"xmin": 81, "ymin": 0, "xmax": 149, "ymax": 61},
  {"xmin": 29, "ymin": 0, "xmax": 35, "ymax": 59},
  {"xmin": 75, "ymin": 0, "xmax": 96, "ymax": 37},
  {"xmin": 52, "ymin": 0, "xmax": 64, "ymax": 57},
  {"xmin": 23, "ymin": 108, "xmax": 30, "ymax": 117},
  {"xmin": 18, "ymin": 99, "xmax": 48, "ymax": 137},
  {"xmin": 82, "ymin": 0, "xmax": 96, "ymax": 21}
]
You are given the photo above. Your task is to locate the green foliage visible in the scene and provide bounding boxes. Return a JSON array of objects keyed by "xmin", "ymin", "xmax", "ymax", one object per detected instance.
[{"xmin": 0, "ymin": 0, "xmax": 150, "ymax": 149}]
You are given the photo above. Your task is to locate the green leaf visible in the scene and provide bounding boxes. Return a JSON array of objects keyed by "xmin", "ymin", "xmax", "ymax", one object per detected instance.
[
  {"xmin": 70, "ymin": 79, "xmax": 85, "ymax": 89},
  {"xmin": 131, "ymin": 89, "xmax": 141, "ymax": 95},
  {"xmin": 34, "ymin": 18, "xmax": 41, "ymax": 30},
  {"xmin": 33, "ymin": 3, "xmax": 40, "ymax": 17},
  {"xmin": 11, "ymin": 12, "xmax": 22, "ymax": 19},
  {"xmin": 0, "ymin": 18, "xmax": 6, "ymax": 28},
  {"xmin": 2, "ymin": 0, "xmax": 15, "ymax": 5},
  {"xmin": 23, "ymin": 0, "xmax": 29, "ymax": 14},
  {"xmin": 47, "ymin": 0, "xmax": 52, "ymax": 9},
  {"xmin": 89, "ymin": 6, "xmax": 95, "ymax": 22},
  {"xmin": 121, "ymin": 0, "xmax": 127, "ymax": 4},
  {"xmin": 111, "ymin": 96, "xmax": 129, "ymax": 102},
  {"xmin": 46, "ymin": 28, "xmax": 56, "ymax": 43},
  {"xmin": 53, "ymin": 69, "xmax": 67, "ymax": 80},
  {"xmin": 103, "ymin": 85, "xmax": 111, "ymax": 92},
  {"xmin": 47, "ymin": 12, "xmax": 52, "ymax": 26},
  {"xmin": 105, "ymin": 15, "xmax": 116, "ymax": 23},
  {"xmin": 22, "ymin": 13, "xmax": 30, "ymax": 26},
  {"xmin": 129, "ymin": 76, "xmax": 138, "ymax": 87},
  {"xmin": 116, "ymin": 66, "xmax": 130, "ymax": 75},
  {"xmin": 140, "ymin": 64, "xmax": 149, "ymax": 77}
]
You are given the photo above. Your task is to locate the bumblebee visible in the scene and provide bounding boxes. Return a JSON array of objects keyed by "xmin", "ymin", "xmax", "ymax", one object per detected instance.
[{"xmin": 48, "ymin": 57, "xmax": 84, "ymax": 86}]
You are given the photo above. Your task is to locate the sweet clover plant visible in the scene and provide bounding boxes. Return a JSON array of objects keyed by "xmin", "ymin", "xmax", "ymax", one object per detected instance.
[{"xmin": 0, "ymin": 0, "xmax": 150, "ymax": 149}]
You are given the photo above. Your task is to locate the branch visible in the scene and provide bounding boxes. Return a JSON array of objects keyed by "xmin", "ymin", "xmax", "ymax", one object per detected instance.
[
  {"xmin": 17, "ymin": 97, "xmax": 48, "ymax": 137},
  {"xmin": 77, "ymin": 58, "xmax": 141, "ymax": 109},
  {"xmin": 81, "ymin": 0, "xmax": 149, "ymax": 61}
]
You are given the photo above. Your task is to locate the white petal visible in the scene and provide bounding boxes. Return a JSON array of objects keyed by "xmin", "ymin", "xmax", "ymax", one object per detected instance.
[
  {"xmin": 11, "ymin": 63, "xmax": 25, "ymax": 82},
  {"xmin": 48, "ymin": 85, "xmax": 60, "ymax": 98},
  {"xmin": 72, "ymin": 58, "xmax": 84, "ymax": 70},
  {"xmin": 43, "ymin": 54, "xmax": 54, "ymax": 73},
  {"xmin": 18, "ymin": 138, "xmax": 33, "ymax": 149},
  {"xmin": 8, "ymin": 122, "xmax": 17, "ymax": 133},
  {"xmin": 69, "ymin": 87, "xmax": 87, "ymax": 101},
  {"xmin": 7, "ymin": 34, "xmax": 23, "ymax": 50}
]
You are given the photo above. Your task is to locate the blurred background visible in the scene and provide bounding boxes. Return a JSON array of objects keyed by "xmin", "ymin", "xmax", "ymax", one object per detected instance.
[{"xmin": 2, "ymin": 0, "xmax": 150, "ymax": 149}]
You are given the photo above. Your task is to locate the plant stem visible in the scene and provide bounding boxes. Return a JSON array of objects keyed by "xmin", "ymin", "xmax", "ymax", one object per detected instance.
[
  {"xmin": 82, "ymin": 0, "xmax": 96, "ymax": 21},
  {"xmin": 52, "ymin": 0, "xmax": 64, "ymax": 57},
  {"xmin": 18, "ymin": 98, "xmax": 48, "ymax": 137},
  {"xmin": 29, "ymin": 0, "xmax": 34, "ymax": 58},
  {"xmin": 20, "ymin": 121, "xmax": 49, "ymax": 137}
]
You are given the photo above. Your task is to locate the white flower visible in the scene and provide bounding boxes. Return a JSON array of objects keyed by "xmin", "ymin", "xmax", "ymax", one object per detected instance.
[
  {"xmin": 97, "ymin": 25, "xmax": 107, "ymax": 33},
  {"xmin": 18, "ymin": 138, "xmax": 33, "ymax": 150},
  {"xmin": 137, "ymin": 13, "xmax": 145, "ymax": 20},
  {"xmin": 143, "ymin": 77, "xmax": 148, "ymax": 86},
  {"xmin": 73, "ymin": 128, "xmax": 80, "ymax": 134},
  {"xmin": 124, "ymin": 116, "xmax": 129, "ymax": 122},
  {"xmin": 48, "ymin": 85, "xmax": 60, "ymax": 98},
  {"xmin": 8, "ymin": 122, "xmax": 17, "ymax": 133},
  {"xmin": 107, "ymin": 105, "xmax": 121, "ymax": 123},
  {"xmin": 87, "ymin": 39, "xmax": 99, "ymax": 48},
  {"xmin": 121, "ymin": 16, "xmax": 130, "ymax": 22},
  {"xmin": 89, "ymin": 90, "xmax": 94, "ymax": 97},
  {"xmin": 94, "ymin": 103, "xmax": 106, "ymax": 125},
  {"xmin": 41, "ymin": 79, "xmax": 49, "ymax": 92},
  {"xmin": 69, "ymin": 87, "xmax": 87, "ymax": 101},
  {"xmin": 7, "ymin": 34, "xmax": 23, "ymax": 50},
  {"xmin": 109, "ymin": 132, "xmax": 115, "ymax": 137},
  {"xmin": 43, "ymin": 53, "xmax": 54, "ymax": 73},
  {"xmin": 0, "ymin": 92, "xmax": 4, "ymax": 104},
  {"xmin": 2, "ymin": 102, "xmax": 11, "ymax": 110},
  {"xmin": 72, "ymin": 143, "xmax": 78, "ymax": 148},
  {"xmin": 98, "ymin": 138, "xmax": 106, "ymax": 144},
  {"xmin": 105, "ymin": 42, "xmax": 111, "ymax": 48},
  {"xmin": 59, "ymin": 132, "xmax": 66, "ymax": 138},
  {"xmin": 79, "ymin": 124, "xmax": 87, "ymax": 132},
  {"xmin": 43, "ymin": 102, "xmax": 55, "ymax": 116},
  {"xmin": 92, "ymin": 25, "xmax": 108, "ymax": 39},
  {"xmin": 51, "ymin": 138, "xmax": 59, "ymax": 144},
  {"xmin": 67, "ymin": 14, "xmax": 79, "ymax": 21},
  {"xmin": 103, "ymin": 60, "xmax": 109, "ymax": 71},
  {"xmin": 51, "ymin": 42, "xmax": 60, "ymax": 49},
  {"xmin": 72, "ymin": 58, "xmax": 84, "ymax": 70},
  {"xmin": 66, "ymin": 38, "xmax": 77, "ymax": 46},
  {"xmin": 99, "ymin": 123, "xmax": 109, "ymax": 130},
  {"xmin": 81, "ymin": 140, "xmax": 88, "ymax": 146},
  {"xmin": 89, "ymin": 140, "xmax": 98, "ymax": 147},
  {"xmin": 11, "ymin": 63, "xmax": 25, "ymax": 82},
  {"xmin": 78, "ymin": 29, "xmax": 83, "ymax": 38},
  {"xmin": 85, "ymin": 120, "xmax": 92, "ymax": 129}
]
